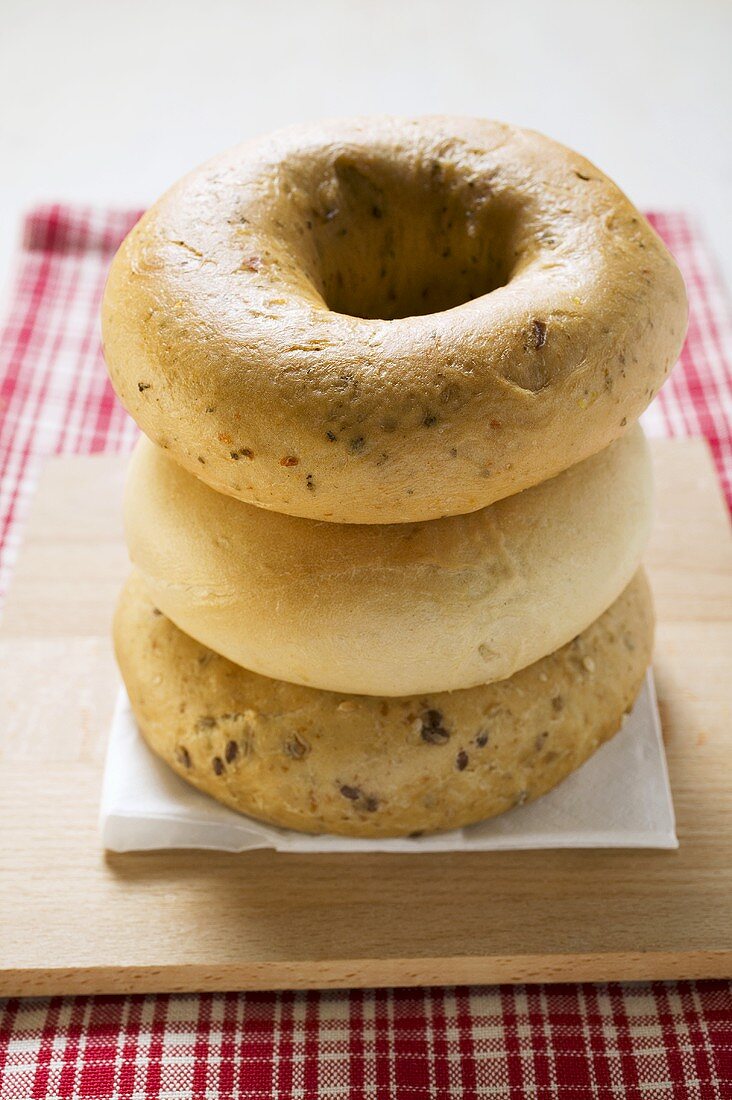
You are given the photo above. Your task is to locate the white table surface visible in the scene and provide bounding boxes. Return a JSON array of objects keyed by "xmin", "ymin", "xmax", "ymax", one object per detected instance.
[{"xmin": 2, "ymin": 0, "xmax": 731, "ymax": 297}]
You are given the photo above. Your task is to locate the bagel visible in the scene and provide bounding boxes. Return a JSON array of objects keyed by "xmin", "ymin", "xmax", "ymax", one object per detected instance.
[
  {"xmin": 102, "ymin": 116, "xmax": 687, "ymax": 524},
  {"xmin": 125, "ymin": 425, "xmax": 653, "ymax": 696},
  {"xmin": 114, "ymin": 570, "xmax": 654, "ymax": 837}
]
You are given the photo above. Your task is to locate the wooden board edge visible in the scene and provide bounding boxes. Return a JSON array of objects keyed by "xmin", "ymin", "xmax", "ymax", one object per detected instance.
[{"xmin": 3, "ymin": 952, "xmax": 731, "ymax": 998}]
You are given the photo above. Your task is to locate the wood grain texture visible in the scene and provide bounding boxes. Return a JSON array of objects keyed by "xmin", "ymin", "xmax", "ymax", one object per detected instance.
[{"xmin": 0, "ymin": 438, "xmax": 730, "ymax": 996}]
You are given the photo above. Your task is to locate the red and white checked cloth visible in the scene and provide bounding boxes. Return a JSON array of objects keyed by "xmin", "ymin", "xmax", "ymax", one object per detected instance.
[
  {"xmin": 0, "ymin": 985, "xmax": 730, "ymax": 1100},
  {"xmin": 0, "ymin": 206, "xmax": 731, "ymax": 1099}
]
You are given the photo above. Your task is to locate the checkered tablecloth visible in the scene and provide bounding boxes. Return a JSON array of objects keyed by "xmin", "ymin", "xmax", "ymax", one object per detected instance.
[{"xmin": 0, "ymin": 206, "xmax": 730, "ymax": 1099}]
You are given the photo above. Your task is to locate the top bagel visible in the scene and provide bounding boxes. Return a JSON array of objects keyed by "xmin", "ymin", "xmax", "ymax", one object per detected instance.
[{"xmin": 102, "ymin": 116, "xmax": 687, "ymax": 524}]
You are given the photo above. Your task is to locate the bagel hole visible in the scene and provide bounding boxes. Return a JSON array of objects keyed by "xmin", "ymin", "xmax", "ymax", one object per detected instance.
[{"xmin": 296, "ymin": 153, "xmax": 522, "ymax": 320}]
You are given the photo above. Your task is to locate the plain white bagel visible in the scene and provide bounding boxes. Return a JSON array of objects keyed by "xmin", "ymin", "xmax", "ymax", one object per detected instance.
[{"xmin": 124, "ymin": 425, "xmax": 653, "ymax": 697}]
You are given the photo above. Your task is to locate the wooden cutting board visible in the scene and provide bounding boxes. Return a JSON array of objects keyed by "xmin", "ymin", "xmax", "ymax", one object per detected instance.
[{"xmin": 0, "ymin": 438, "xmax": 730, "ymax": 996}]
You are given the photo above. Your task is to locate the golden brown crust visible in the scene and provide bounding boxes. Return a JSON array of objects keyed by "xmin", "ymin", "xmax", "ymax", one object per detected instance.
[
  {"xmin": 114, "ymin": 570, "xmax": 654, "ymax": 837},
  {"xmin": 102, "ymin": 116, "xmax": 687, "ymax": 524},
  {"xmin": 125, "ymin": 426, "xmax": 653, "ymax": 695}
]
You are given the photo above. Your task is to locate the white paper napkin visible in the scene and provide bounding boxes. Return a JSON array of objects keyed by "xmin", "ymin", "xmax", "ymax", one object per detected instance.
[{"xmin": 100, "ymin": 671, "xmax": 677, "ymax": 854}]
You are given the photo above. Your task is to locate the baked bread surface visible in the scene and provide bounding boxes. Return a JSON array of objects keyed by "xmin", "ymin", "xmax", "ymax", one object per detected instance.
[
  {"xmin": 114, "ymin": 570, "xmax": 654, "ymax": 837},
  {"xmin": 125, "ymin": 425, "xmax": 653, "ymax": 695},
  {"xmin": 102, "ymin": 116, "xmax": 686, "ymax": 523}
]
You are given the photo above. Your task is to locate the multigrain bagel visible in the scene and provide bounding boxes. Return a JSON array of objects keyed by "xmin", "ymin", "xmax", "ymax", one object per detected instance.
[
  {"xmin": 114, "ymin": 570, "xmax": 654, "ymax": 837},
  {"xmin": 125, "ymin": 425, "xmax": 653, "ymax": 696},
  {"xmin": 102, "ymin": 116, "xmax": 687, "ymax": 524}
]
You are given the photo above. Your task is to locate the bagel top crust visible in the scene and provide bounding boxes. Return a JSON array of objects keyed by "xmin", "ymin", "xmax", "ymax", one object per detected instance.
[{"xmin": 102, "ymin": 116, "xmax": 687, "ymax": 523}]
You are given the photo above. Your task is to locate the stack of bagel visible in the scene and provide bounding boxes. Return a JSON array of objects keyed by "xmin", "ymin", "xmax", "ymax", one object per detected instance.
[{"xmin": 103, "ymin": 117, "xmax": 687, "ymax": 838}]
